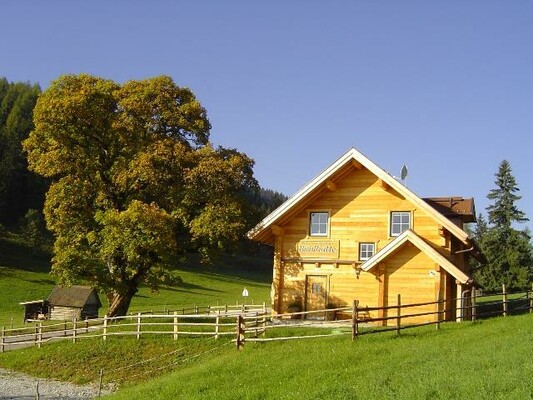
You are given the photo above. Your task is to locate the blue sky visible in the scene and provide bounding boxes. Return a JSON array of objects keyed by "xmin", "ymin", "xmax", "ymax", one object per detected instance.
[{"xmin": 2, "ymin": 1, "xmax": 532, "ymax": 231}]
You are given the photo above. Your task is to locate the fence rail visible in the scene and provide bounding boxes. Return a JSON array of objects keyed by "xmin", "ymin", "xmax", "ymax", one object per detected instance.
[{"xmin": 1, "ymin": 286, "xmax": 531, "ymax": 352}]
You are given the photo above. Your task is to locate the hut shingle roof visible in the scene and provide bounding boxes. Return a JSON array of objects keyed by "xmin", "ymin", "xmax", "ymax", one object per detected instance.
[{"xmin": 47, "ymin": 285, "xmax": 102, "ymax": 308}]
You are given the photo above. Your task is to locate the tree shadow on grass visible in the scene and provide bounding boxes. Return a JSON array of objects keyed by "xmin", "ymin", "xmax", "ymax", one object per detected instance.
[
  {"xmin": 0, "ymin": 238, "xmax": 51, "ymax": 272},
  {"xmin": 24, "ymin": 278, "xmax": 56, "ymax": 286},
  {"xmin": 161, "ymin": 281, "xmax": 223, "ymax": 294}
]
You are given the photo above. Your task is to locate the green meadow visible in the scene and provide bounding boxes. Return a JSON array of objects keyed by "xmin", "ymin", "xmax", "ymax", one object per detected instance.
[{"xmin": 102, "ymin": 315, "xmax": 533, "ymax": 400}]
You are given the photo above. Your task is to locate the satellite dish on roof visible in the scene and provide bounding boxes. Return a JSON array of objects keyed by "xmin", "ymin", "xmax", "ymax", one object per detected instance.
[{"xmin": 400, "ymin": 165, "xmax": 408, "ymax": 181}]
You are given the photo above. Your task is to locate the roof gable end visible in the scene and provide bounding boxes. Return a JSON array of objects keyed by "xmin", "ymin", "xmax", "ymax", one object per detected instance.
[
  {"xmin": 360, "ymin": 230, "xmax": 471, "ymax": 284},
  {"xmin": 248, "ymin": 147, "xmax": 471, "ymax": 244}
]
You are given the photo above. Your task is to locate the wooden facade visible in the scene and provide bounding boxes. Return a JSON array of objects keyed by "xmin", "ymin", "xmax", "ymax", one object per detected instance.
[{"xmin": 249, "ymin": 148, "xmax": 482, "ymax": 325}]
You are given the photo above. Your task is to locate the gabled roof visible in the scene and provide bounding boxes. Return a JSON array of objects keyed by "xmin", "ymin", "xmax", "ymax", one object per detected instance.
[
  {"xmin": 248, "ymin": 147, "xmax": 472, "ymax": 245},
  {"xmin": 360, "ymin": 229, "xmax": 471, "ymax": 284},
  {"xmin": 47, "ymin": 285, "xmax": 102, "ymax": 308}
]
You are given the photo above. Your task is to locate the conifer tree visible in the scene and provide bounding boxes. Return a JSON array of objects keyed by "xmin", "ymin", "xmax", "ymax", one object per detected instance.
[{"xmin": 475, "ymin": 160, "xmax": 533, "ymax": 291}]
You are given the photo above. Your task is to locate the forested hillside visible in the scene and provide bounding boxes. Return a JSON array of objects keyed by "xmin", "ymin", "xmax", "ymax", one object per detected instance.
[{"xmin": 0, "ymin": 78, "xmax": 44, "ymax": 226}]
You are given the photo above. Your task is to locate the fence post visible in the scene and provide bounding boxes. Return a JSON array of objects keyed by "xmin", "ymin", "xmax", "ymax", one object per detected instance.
[
  {"xmin": 136, "ymin": 313, "xmax": 141, "ymax": 340},
  {"xmin": 262, "ymin": 308, "xmax": 267, "ymax": 336},
  {"xmin": 352, "ymin": 300, "xmax": 359, "ymax": 340},
  {"xmin": 215, "ymin": 315, "xmax": 220, "ymax": 339},
  {"xmin": 173, "ymin": 312, "xmax": 178, "ymax": 340},
  {"xmin": 1, "ymin": 326, "xmax": 5, "ymax": 353},
  {"xmin": 236, "ymin": 315, "xmax": 244, "ymax": 350},
  {"xmin": 530, "ymin": 283, "xmax": 533, "ymax": 314},
  {"xmin": 64, "ymin": 321, "xmax": 67, "ymax": 337},
  {"xmin": 502, "ymin": 284, "xmax": 508, "ymax": 317},
  {"xmin": 471, "ymin": 287, "xmax": 477, "ymax": 322},
  {"xmin": 435, "ymin": 297, "xmax": 441, "ymax": 331},
  {"xmin": 98, "ymin": 368, "xmax": 104, "ymax": 397},
  {"xmin": 34, "ymin": 323, "xmax": 38, "ymax": 347},
  {"xmin": 85, "ymin": 318, "xmax": 89, "ymax": 334},
  {"xmin": 396, "ymin": 294, "xmax": 401, "ymax": 336},
  {"xmin": 103, "ymin": 315, "xmax": 108, "ymax": 341},
  {"xmin": 37, "ymin": 321, "xmax": 42, "ymax": 348},
  {"xmin": 72, "ymin": 318, "xmax": 77, "ymax": 343}
]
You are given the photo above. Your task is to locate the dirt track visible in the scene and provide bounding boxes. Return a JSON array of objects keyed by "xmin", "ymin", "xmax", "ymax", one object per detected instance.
[{"xmin": 0, "ymin": 368, "xmax": 111, "ymax": 399}]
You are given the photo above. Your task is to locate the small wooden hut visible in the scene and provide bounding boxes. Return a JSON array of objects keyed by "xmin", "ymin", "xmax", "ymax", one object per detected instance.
[{"xmin": 47, "ymin": 285, "xmax": 102, "ymax": 321}]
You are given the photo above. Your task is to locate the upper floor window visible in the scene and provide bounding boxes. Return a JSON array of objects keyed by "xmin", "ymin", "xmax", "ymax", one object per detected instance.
[
  {"xmin": 309, "ymin": 212, "xmax": 329, "ymax": 236},
  {"xmin": 391, "ymin": 211, "xmax": 411, "ymax": 236},
  {"xmin": 359, "ymin": 242, "xmax": 375, "ymax": 261}
]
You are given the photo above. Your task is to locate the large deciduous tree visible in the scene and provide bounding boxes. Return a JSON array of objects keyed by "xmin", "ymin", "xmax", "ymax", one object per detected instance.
[
  {"xmin": 24, "ymin": 74, "xmax": 258, "ymax": 316},
  {"xmin": 474, "ymin": 160, "xmax": 533, "ymax": 291}
]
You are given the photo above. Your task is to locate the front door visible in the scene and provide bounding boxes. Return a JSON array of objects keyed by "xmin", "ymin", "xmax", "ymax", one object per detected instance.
[{"xmin": 305, "ymin": 275, "xmax": 327, "ymax": 319}]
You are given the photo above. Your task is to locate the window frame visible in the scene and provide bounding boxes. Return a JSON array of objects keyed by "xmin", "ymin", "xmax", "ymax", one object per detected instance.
[
  {"xmin": 358, "ymin": 242, "xmax": 376, "ymax": 261},
  {"xmin": 308, "ymin": 211, "xmax": 330, "ymax": 237},
  {"xmin": 390, "ymin": 211, "xmax": 411, "ymax": 237}
]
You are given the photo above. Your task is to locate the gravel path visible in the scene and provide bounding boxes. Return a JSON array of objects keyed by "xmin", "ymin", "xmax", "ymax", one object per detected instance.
[{"xmin": 0, "ymin": 368, "xmax": 112, "ymax": 399}]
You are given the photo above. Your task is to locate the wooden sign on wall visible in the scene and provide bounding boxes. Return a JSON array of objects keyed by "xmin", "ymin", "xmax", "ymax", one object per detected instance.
[{"xmin": 297, "ymin": 240, "xmax": 340, "ymax": 258}]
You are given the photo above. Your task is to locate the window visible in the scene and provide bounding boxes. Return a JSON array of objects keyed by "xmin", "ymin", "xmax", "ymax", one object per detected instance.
[
  {"xmin": 391, "ymin": 211, "xmax": 411, "ymax": 236},
  {"xmin": 309, "ymin": 212, "xmax": 329, "ymax": 236},
  {"xmin": 311, "ymin": 282, "xmax": 323, "ymax": 295},
  {"xmin": 359, "ymin": 243, "xmax": 375, "ymax": 261}
]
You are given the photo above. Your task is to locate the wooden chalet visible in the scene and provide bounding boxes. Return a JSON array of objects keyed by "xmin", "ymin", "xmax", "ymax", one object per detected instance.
[
  {"xmin": 248, "ymin": 148, "xmax": 483, "ymax": 324},
  {"xmin": 47, "ymin": 285, "xmax": 102, "ymax": 321}
]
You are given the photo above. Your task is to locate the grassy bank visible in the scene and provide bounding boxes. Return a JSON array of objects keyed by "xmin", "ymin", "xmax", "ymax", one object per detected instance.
[{"xmin": 102, "ymin": 314, "xmax": 533, "ymax": 400}]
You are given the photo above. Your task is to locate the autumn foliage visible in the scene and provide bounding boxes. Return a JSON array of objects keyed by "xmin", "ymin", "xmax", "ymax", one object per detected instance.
[{"xmin": 23, "ymin": 74, "xmax": 258, "ymax": 316}]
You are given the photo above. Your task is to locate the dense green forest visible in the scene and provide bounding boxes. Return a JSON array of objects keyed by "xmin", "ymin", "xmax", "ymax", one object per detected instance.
[{"xmin": 0, "ymin": 78, "xmax": 45, "ymax": 226}]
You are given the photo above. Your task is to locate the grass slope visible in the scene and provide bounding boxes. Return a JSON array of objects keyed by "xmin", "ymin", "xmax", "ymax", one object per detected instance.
[
  {"xmin": 104, "ymin": 314, "xmax": 533, "ymax": 400},
  {"xmin": 129, "ymin": 261, "xmax": 271, "ymax": 314},
  {"xmin": 0, "ymin": 235, "xmax": 271, "ymax": 328},
  {"xmin": 0, "ymin": 238, "xmax": 54, "ymax": 327}
]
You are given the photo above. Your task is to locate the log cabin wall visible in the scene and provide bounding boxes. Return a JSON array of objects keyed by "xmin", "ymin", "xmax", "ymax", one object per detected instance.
[{"xmin": 50, "ymin": 306, "xmax": 82, "ymax": 321}]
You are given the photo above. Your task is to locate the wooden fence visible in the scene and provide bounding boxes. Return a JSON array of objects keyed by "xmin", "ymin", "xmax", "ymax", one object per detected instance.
[
  {"xmin": 0, "ymin": 306, "xmax": 268, "ymax": 352},
  {"xmin": 244, "ymin": 285, "xmax": 533, "ymax": 345},
  {"xmin": 1, "ymin": 287, "xmax": 531, "ymax": 352}
]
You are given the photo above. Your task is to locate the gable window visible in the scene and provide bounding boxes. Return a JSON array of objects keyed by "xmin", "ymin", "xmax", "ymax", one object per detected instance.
[
  {"xmin": 391, "ymin": 211, "xmax": 411, "ymax": 236},
  {"xmin": 359, "ymin": 243, "xmax": 375, "ymax": 261},
  {"xmin": 309, "ymin": 212, "xmax": 329, "ymax": 236}
]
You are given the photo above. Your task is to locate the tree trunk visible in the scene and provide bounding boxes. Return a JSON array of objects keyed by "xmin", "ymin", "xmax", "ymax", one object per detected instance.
[{"xmin": 107, "ymin": 286, "xmax": 137, "ymax": 318}]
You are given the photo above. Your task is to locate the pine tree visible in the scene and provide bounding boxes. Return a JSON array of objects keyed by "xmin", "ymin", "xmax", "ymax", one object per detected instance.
[
  {"xmin": 487, "ymin": 160, "xmax": 528, "ymax": 229},
  {"xmin": 475, "ymin": 161, "xmax": 533, "ymax": 291}
]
